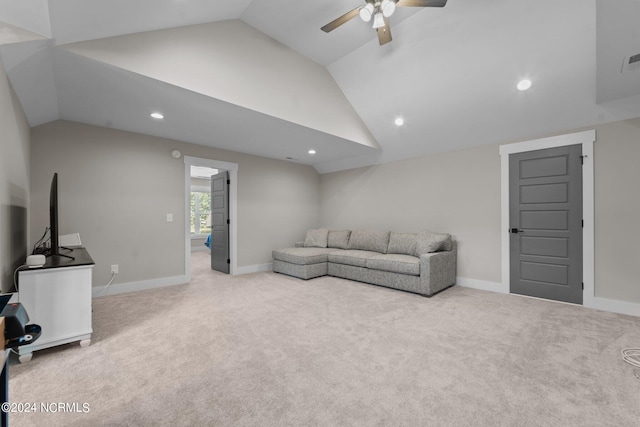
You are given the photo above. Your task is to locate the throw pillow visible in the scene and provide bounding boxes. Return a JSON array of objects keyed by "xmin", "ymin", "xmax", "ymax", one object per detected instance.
[
  {"xmin": 414, "ymin": 231, "xmax": 451, "ymax": 255},
  {"xmin": 328, "ymin": 230, "xmax": 351, "ymax": 249},
  {"xmin": 387, "ymin": 232, "xmax": 417, "ymax": 256},
  {"xmin": 348, "ymin": 230, "xmax": 391, "ymax": 254},
  {"xmin": 304, "ymin": 228, "xmax": 329, "ymax": 248}
]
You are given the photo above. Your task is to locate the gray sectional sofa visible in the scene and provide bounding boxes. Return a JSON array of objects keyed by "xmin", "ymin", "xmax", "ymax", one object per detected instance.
[{"xmin": 272, "ymin": 229, "xmax": 456, "ymax": 297}]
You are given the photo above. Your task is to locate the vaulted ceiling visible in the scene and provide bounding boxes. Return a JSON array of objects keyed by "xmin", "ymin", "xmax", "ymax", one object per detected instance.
[{"xmin": 1, "ymin": 0, "xmax": 640, "ymax": 173}]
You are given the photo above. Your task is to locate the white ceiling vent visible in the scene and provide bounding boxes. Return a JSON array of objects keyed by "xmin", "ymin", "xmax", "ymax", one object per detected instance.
[{"xmin": 621, "ymin": 53, "xmax": 640, "ymax": 73}]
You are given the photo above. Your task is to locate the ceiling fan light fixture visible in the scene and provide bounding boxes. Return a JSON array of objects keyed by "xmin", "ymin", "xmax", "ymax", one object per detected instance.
[
  {"xmin": 372, "ymin": 12, "xmax": 385, "ymax": 29},
  {"xmin": 359, "ymin": 4, "xmax": 375, "ymax": 22},
  {"xmin": 381, "ymin": 0, "xmax": 396, "ymax": 18}
]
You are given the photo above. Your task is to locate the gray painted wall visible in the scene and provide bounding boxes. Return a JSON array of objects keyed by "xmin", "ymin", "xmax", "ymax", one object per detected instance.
[
  {"xmin": 320, "ymin": 143, "xmax": 502, "ymax": 282},
  {"xmin": 593, "ymin": 118, "xmax": 640, "ymax": 302},
  {"xmin": 30, "ymin": 120, "xmax": 321, "ymax": 287},
  {"xmin": 320, "ymin": 117, "xmax": 640, "ymax": 305},
  {"xmin": 0, "ymin": 61, "xmax": 30, "ymax": 293}
]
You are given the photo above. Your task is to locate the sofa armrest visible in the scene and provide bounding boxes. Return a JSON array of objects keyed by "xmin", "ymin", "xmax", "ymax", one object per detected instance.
[
  {"xmin": 295, "ymin": 241, "xmax": 305, "ymax": 248},
  {"xmin": 419, "ymin": 246, "xmax": 457, "ymax": 296}
]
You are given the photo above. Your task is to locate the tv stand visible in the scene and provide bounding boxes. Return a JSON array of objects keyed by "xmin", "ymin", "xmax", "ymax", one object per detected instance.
[
  {"xmin": 46, "ymin": 246, "xmax": 76, "ymax": 261},
  {"xmin": 17, "ymin": 247, "xmax": 94, "ymax": 362}
]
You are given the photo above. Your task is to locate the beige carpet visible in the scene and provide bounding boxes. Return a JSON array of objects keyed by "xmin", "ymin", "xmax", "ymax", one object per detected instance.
[{"xmin": 8, "ymin": 251, "xmax": 640, "ymax": 426}]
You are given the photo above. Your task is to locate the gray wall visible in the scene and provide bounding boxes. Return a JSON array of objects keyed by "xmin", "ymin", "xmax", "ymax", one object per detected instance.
[
  {"xmin": 30, "ymin": 120, "xmax": 320, "ymax": 287},
  {"xmin": 320, "ymin": 117, "xmax": 640, "ymax": 305},
  {"xmin": 320, "ymin": 143, "xmax": 501, "ymax": 282},
  {"xmin": 0, "ymin": 61, "xmax": 30, "ymax": 293},
  {"xmin": 593, "ymin": 118, "xmax": 640, "ymax": 302}
]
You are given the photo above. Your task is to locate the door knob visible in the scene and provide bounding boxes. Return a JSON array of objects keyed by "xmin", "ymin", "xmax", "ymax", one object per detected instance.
[{"xmin": 510, "ymin": 228, "xmax": 524, "ymax": 234}]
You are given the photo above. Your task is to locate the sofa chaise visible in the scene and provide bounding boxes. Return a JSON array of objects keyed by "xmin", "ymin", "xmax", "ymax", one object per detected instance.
[{"xmin": 272, "ymin": 229, "xmax": 456, "ymax": 297}]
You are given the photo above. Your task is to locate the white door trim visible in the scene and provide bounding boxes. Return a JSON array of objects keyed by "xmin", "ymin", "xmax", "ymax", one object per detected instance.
[
  {"xmin": 499, "ymin": 130, "xmax": 595, "ymax": 304},
  {"xmin": 184, "ymin": 156, "xmax": 239, "ymax": 281}
]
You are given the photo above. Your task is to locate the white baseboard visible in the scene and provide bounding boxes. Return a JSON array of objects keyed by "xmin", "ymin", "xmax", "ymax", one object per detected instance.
[
  {"xmin": 235, "ymin": 263, "xmax": 273, "ymax": 275},
  {"xmin": 91, "ymin": 263, "xmax": 274, "ymax": 298},
  {"xmin": 457, "ymin": 277, "xmax": 640, "ymax": 317},
  {"xmin": 586, "ymin": 296, "xmax": 640, "ymax": 317},
  {"xmin": 92, "ymin": 275, "xmax": 188, "ymax": 298},
  {"xmin": 191, "ymin": 247, "xmax": 210, "ymax": 253},
  {"xmin": 456, "ymin": 277, "xmax": 507, "ymax": 293}
]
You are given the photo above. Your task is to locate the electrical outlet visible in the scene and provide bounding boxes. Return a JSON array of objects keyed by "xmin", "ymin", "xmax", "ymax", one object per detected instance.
[{"xmin": 111, "ymin": 264, "xmax": 119, "ymax": 274}]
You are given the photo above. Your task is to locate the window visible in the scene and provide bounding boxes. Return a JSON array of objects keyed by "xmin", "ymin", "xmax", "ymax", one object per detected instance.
[{"xmin": 190, "ymin": 191, "xmax": 211, "ymax": 236}]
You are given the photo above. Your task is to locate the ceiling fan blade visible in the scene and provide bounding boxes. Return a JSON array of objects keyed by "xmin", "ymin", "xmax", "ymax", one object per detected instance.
[
  {"xmin": 377, "ymin": 18, "xmax": 392, "ymax": 45},
  {"xmin": 321, "ymin": 7, "xmax": 361, "ymax": 33},
  {"xmin": 395, "ymin": 0, "xmax": 447, "ymax": 7}
]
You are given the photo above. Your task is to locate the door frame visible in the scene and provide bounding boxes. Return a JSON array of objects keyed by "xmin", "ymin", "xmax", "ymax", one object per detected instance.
[
  {"xmin": 499, "ymin": 130, "xmax": 595, "ymax": 305},
  {"xmin": 184, "ymin": 156, "xmax": 238, "ymax": 280}
]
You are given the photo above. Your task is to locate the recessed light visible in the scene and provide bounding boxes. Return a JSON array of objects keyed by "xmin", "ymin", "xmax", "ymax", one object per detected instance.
[
  {"xmin": 517, "ymin": 79, "xmax": 532, "ymax": 91},
  {"xmin": 150, "ymin": 112, "xmax": 164, "ymax": 119},
  {"xmin": 394, "ymin": 117, "xmax": 404, "ymax": 126},
  {"xmin": 308, "ymin": 149, "xmax": 316, "ymax": 155}
]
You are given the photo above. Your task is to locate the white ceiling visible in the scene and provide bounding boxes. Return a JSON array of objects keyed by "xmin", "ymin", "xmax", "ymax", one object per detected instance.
[{"xmin": 1, "ymin": 0, "xmax": 640, "ymax": 173}]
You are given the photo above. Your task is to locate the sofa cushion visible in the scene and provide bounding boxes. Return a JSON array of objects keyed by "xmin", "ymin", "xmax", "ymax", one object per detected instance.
[
  {"xmin": 348, "ymin": 230, "xmax": 390, "ymax": 254},
  {"xmin": 328, "ymin": 250, "xmax": 380, "ymax": 268},
  {"xmin": 272, "ymin": 247, "xmax": 338, "ymax": 265},
  {"xmin": 328, "ymin": 230, "xmax": 351, "ymax": 249},
  {"xmin": 304, "ymin": 228, "xmax": 329, "ymax": 248},
  {"xmin": 387, "ymin": 232, "xmax": 417, "ymax": 256},
  {"xmin": 366, "ymin": 254, "xmax": 420, "ymax": 276},
  {"xmin": 415, "ymin": 231, "xmax": 452, "ymax": 255}
]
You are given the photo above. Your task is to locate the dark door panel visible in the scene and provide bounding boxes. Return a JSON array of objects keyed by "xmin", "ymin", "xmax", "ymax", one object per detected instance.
[
  {"xmin": 509, "ymin": 145, "xmax": 583, "ymax": 304},
  {"xmin": 210, "ymin": 171, "xmax": 230, "ymax": 274}
]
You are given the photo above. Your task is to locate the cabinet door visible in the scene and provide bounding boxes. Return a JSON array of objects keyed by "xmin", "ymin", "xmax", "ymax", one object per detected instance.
[{"xmin": 19, "ymin": 266, "xmax": 93, "ymax": 344}]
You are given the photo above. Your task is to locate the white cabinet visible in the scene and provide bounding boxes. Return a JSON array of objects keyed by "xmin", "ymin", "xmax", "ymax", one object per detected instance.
[{"xmin": 17, "ymin": 248, "xmax": 94, "ymax": 363}]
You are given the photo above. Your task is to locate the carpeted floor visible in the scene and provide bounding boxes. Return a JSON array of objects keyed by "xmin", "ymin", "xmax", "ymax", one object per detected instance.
[{"xmin": 7, "ymin": 251, "xmax": 640, "ymax": 426}]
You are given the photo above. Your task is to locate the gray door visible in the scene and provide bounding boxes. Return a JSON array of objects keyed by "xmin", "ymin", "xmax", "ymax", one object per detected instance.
[
  {"xmin": 210, "ymin": 171, "xmax": 230, "ymax": 274},
  {"xmin": 509, "ymin": 145, "xmax": 583, "ymax": 304}
]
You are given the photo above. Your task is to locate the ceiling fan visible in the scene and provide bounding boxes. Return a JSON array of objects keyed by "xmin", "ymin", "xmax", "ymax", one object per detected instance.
[{"xmin": 321, "ymin": 0, "xmax": 448, "ymax": 45}]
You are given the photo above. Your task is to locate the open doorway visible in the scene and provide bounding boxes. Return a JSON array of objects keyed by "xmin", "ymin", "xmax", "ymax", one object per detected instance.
[
  {"xmin": 189, "ymin": 165, "xmax": 218, "ymax": 254},
  {"xmin": 183, "ymin": 156, "xmax": 238, "ymax": 282}
]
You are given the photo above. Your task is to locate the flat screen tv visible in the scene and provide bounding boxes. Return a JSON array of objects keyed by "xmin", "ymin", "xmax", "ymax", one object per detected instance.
[
  {"xmin": 49, "ymin": 172, "xmax": 59, "ymax": 256},
  {"xmin": 48, "ymin": 173, "xmax": 74, "ymax": 260}
]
